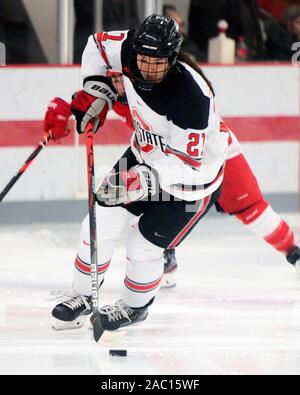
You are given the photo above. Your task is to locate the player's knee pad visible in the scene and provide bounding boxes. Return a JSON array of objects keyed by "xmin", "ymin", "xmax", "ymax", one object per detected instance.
[
  {"xmin": 126, "ymin": 225, "xmax": 164, "ymax": 263},
  {"xmin": 235, "ymin": 199, "xmax": 269, "ymax": 225},
  {"xmin": 81, "ymin": 205, "xmax": 132, "ymax": 242}
]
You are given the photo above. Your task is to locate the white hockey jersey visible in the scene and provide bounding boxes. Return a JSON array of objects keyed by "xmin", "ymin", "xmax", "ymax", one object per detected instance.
[{"xmin": 81, "ymin": 30, "xmax": 229, "ymax": 201}]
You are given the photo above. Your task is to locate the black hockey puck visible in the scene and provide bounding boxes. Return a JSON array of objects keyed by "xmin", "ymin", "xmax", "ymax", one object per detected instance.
[{"xmin": 109, "ymin": 349, "xmax": 127, "ymax": 357}]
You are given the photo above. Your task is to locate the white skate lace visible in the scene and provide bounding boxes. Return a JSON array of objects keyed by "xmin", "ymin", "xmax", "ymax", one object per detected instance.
[
  {"xmin": 100, "ymin": 300, "xmax": 134, "ymax": 323},
  {"xmin": 62, "ymin": 294, "xmax": 91, "ymax": 311}
]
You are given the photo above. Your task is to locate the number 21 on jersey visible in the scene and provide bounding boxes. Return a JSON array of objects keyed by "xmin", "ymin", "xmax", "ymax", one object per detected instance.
[{"xmin": 187, "ymin": 133, "xmax": 206, "ymax": 158}]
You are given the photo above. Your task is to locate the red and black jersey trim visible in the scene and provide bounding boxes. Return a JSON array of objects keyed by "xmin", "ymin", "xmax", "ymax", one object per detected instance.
[
  {"xmin": 124, "ymin": 275, "xmax": 162, "ymax": 293},
  {"xmin": 95, "ymin": 32, "xmax": 110, "ymax": 67},
  {"xmin": 220, "ymin": 121, "xmax": 230, "ymax": 133},
  {"xmin": 168, "ymin": 195, "xmax": 212, "ymax": 249},
  {"xmin": 75, "ymin": 255, "xmax": 111, "ymax": 276},
  {"xmin": 165, "ymin": 145, "xmax": 202, "ymax": 169}
]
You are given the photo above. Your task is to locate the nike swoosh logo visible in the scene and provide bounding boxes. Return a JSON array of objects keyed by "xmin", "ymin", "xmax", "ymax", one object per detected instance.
[
  {"xmin": 83, "ymin": 240, "xmax": 90, "ymax": 246},
  {"xmin": 155, "ymin": 232, "xmax": 166, "ymax": 238}
]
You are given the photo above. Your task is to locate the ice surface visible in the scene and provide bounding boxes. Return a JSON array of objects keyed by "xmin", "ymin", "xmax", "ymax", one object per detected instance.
[{"xmin": 0, "ymin": 214, "xmax": 300, "ymax": 375}]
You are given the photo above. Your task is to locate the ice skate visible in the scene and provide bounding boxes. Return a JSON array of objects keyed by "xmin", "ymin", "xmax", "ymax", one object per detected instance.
[
  {"xmin": 286, "ymin": 246, "xmax": 300, "ymax": 278},
  {"xmin": 97, "ymin": 299, "xmax": 149, "ymax": 331},
  {"xmin": 286, "ymin": 246, "xmax": 300, "ymax": 265},
  {"xmin": 52, "ymin": 293, "xmax": 92, "ymax": 331},
  {"xmin": 161, "ymin": 249, "xmax": 178, "ymax": 289}
]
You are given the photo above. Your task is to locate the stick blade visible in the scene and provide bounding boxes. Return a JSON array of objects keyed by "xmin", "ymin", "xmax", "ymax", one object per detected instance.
[{"xmin": 91, "ymin": 312, "xmax": 105, "ymax": 342}]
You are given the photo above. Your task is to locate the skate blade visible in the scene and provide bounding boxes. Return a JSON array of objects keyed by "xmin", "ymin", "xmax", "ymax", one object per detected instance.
[
  {"xmin": 97, "ymin": 330, "xmax": 126, "ymax": 347},
  {"xmin": 160, "ymin": 273, "xmax": 177, "ymax": 289},
  {"xmin": 52, "ymin": 316, "xmax": 87, "ymax": 331}
]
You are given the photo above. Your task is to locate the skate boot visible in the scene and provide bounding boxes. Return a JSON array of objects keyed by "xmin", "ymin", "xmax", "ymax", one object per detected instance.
[
  {"xmin": 97, "ymin": 299, "xmax": 150, "ymax": 331},
  {"xmin": 52, "ymin": 293, "xmax": 92, "ymax": 331},
  {"xmin": 287, "ymin": 246, "xmax": 300, "ymax": 278},
  {"xmin": 287, "ymin": 246, "xmax": 300, "ymax": 265},
  {"xmin": 161, "ymin": 249, "xmax": 178, "ymax": 289}
]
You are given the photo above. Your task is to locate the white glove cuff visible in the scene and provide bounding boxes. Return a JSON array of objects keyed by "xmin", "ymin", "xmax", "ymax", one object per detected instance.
[{"xmin": 83, "ymin": 76, "xmax": 117, "ymax": 110}]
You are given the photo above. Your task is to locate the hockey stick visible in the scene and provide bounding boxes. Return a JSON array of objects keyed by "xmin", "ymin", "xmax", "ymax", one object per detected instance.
[
  {"xmin": 0, "ymin": 132, "xmax": 52, "ymax": 203},
  {"xmin": 85, "ymin": 122, "xmax": 105, "ymax": 342}
]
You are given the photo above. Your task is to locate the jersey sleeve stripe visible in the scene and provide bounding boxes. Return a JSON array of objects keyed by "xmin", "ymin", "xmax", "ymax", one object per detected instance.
[
  {"xmin": 165, "ymin": 145, "xmax": 202, "ymax": 169},
  {"xmin": 95, "ymin": 32, "xmax": 110, "ymax": 67}
]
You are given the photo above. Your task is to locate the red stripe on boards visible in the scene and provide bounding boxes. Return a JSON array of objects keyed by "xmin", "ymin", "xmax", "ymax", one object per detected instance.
[
  {"xmin": 0, "ymin": 116, "xmax": 299, "ymax": 147},
  {"xmin": 225, "ymin": 116, "xmax": 300, "ymax": 142},
  {"xmin": 0, "ymin": 120, "xmax": 133, "ymax": 147}
]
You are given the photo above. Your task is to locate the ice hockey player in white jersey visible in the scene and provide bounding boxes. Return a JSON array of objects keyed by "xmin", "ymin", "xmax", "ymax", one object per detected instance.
[
  {"xmin": 93, "ymin": 72, "xmax": 300, "ymax": 288},
  {"xmin": 52, "ymin": 15, "xmax": 229, "ymax": 331},
  {"xmin": 45, "ymin": 72, "xmax": 300, "ymax": 294}
]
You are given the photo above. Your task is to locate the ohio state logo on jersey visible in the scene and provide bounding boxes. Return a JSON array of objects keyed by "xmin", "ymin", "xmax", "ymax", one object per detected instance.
[{"xmin": 132, "ymin": 108, "xmax": 166, "ymax": 154}]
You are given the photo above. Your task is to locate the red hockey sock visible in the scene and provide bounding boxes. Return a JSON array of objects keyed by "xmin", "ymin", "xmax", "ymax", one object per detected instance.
[
  {"xmin": 264, "ymin": 220, "xmax": 296, "ymax": 254},
  {"xmin": 236, "ymin": 201, "xmax": 296, "ymax": 255}
]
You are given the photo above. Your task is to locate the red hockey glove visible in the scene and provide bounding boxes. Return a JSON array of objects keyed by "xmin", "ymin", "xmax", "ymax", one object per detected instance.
[
  {"xmin": 70, "ymin": 76, "xmax": 117, "ymax": 134},
  {"xmin": 96, "ymin": 165, "xmax": 157, "ymax": 206},
  {"xmin": 44, "ymin": 97, "xmax": 72, "ymax": 142}
]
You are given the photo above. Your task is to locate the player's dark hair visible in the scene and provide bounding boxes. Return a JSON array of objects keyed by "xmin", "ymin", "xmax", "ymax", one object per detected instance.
[{"xmin": 178, "ymin": 51, "xmax": 215, "ymax": 96}]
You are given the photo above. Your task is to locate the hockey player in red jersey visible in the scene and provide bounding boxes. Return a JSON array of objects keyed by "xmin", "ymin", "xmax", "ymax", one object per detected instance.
[{"xmin": 50, "ymin": 15, "xmax": 229, "ymax": 331}]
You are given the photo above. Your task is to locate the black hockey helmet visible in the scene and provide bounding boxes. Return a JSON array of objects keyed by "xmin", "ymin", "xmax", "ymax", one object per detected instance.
[{"xmin": 130, "ymin": 14, "xmax": 183, "ymax": 90}]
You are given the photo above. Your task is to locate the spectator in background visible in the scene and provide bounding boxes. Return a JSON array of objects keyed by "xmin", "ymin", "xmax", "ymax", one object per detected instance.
[
  {"xmin": 188, "ymin": 0, "xmax": 265, "ymax": 61},
  {"xmin": 103, "ymin": 0, "xmax": 140, "ymax": 31},
  {"xmin": 162, "ymin": 4, "xmax": 205, "ymax": 61},
  {"xmin": 74, "ymin": 0, "xmax": 95, "ymax": 63},
  {"xmin": 284, "ymin": 4, "xmax": 300, "ymax": 41},
  {"xmin": 257, "ymin": 2, "xmax": 300, "ymax": 61},
  {"xmin": 74, "ymin": 0, "xmax": 140, "ymax": 63},
  {"xmin": 258, "ymin": 0, "xmax": 299, "ymax": 24},
  {"xmin": 0, "ymin": 0, "xmax": 46, "ymax": 63},
  {"xmin": 162, "ymin": 4, "xmax": 185, "ymax": 34}
]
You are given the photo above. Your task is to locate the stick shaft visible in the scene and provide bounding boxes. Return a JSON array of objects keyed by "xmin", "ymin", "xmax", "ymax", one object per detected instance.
[
  {"xmin": 85, "ymin": 128, "xmax": 99, "ymax": 315},
  {"xmin": 85, "ymin": 123, "xmax": 105, "ymax": 342},
  {"xmin": 0, "ymin": 133, "xmax": 51, "ymax": 203}
]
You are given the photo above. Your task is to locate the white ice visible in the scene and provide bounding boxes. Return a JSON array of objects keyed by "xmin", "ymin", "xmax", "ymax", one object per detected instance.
[{"xmin": 0, "ymin": 213, "xmax": 300, "ymax": 375}]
